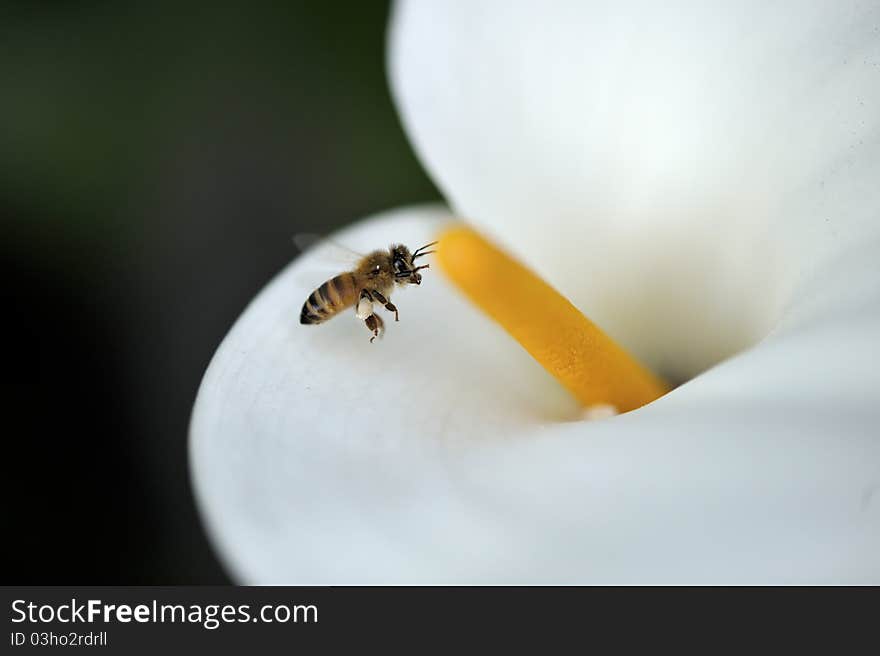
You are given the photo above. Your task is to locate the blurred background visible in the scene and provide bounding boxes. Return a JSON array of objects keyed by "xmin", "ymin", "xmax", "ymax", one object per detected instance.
[{"xmin": 2, "ymin": 1, "xmax": 438, "ymax": 583}]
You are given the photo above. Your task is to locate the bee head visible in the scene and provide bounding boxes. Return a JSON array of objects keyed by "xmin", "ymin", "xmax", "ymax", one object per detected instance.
[{"xmin": 391, "ymin": 241, "xmax": 437, "ymax": 285}]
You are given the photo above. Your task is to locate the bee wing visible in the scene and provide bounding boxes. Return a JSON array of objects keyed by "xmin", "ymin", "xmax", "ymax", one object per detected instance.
[
  {"xmin": 292, "ymin": 232, "xmax": 364, "ymax": 264},
  {"xmin": 291, "ymin": 232, "xmax": 361, "ymax": 293}
]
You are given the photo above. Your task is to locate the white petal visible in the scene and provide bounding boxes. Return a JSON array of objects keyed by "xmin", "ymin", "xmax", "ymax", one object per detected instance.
[
  {"xmin": 389, "ymin": 0, "xmax": 880, "ymax": 380},
  {"xmin": 190, "ymin": 205, "xmax": 880, "ymax": 583}
]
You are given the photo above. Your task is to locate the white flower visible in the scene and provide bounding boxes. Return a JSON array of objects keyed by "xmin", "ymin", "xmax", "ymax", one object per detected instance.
[{"xmin": 190, "ymin": 1, "xmax": 880, "ymax": 583}]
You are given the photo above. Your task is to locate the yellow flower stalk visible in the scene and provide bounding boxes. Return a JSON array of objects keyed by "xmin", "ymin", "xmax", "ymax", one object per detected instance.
[{"xmin": 437, "ymin": 225, "xmax": 669, "ymax": 413}]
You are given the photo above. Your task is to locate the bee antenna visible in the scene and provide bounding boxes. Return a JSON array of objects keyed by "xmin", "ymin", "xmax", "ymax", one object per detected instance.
[{"xmin": 412, "ymin": 241, "xmax": 439, "ymax": 259}]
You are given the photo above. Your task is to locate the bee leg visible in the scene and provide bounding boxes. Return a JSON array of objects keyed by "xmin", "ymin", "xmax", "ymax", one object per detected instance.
[
  {"xmin": 358, "ymin": 289, "xmax": 385, "ymax": 342},
  {"xmin": 364, "ymin": 313, "xmax": 384, "ymax": 343},
  {"xmin": 370, "ymin": 290, "xmax": 399, "ymax": 321},
  {"xmin": 356, "ymin": 289, "xmax": 374, "ymax": 319}
]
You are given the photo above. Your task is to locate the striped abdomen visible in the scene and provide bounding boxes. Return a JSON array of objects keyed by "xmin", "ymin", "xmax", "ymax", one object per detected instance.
[{"xmin": 300, "ymin": 272, "xmax": 359, "ymax": 324}]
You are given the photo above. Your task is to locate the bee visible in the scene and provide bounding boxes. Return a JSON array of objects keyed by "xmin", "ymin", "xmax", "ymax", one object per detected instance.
[{"xmin": 299, "ymin": 240, "xmax": 437, "ymax": 342}]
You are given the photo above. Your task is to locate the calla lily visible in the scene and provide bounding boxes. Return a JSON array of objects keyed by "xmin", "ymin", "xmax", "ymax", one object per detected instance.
[{"xmin": 190, "ymin": 1, "xmax": 880, "ymax": 583}]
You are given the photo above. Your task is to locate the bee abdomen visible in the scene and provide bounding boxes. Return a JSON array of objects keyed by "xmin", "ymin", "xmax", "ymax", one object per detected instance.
[{"xmin": 300, "ymin": 273, "xmax": 357, "ymax": 325}]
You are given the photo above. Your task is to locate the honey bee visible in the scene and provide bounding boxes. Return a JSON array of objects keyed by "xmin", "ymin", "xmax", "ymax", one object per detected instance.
[{"xmin": 299, "ymin": 240, "xmax": 437, "ymax": 342}]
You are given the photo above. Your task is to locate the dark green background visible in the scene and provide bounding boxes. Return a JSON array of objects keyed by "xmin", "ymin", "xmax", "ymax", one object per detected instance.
[{"xmin": 2, "ymin": 1, "xmax": 438, "ymax": 583}]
